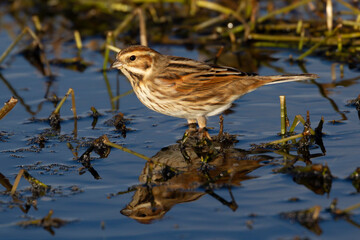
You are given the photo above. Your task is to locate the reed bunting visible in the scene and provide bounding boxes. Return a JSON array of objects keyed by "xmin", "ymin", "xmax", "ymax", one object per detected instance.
[{"xmin": 111, "ymin": 45, "xmax": 317, "ymax": 132}]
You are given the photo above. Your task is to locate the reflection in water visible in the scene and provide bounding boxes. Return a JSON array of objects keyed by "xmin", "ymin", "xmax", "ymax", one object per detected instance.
[
  {"xmin": 309, "ymin": 65, "xmax": 360, "ymax": 122},
  {"xmin": 109, "ymin": 114, "xmax": 330, "ymax": 225},
  {"xmin": 0, "ymin": 73, "xmax": 45, "ymax": 116},
  {"xmin": 0, "ymin": 172, "xmax": 34, "ymax": 213},
  {"xmin": 346, "ymin": 94, "xmax": 360, "ymax": 120},
  {"xmin": 17, "ymin": 209, "xmax": 70, "ymax": 235},
  {"xmin": 280, "ymin": 205, "xmax": 322, "ymax": 235},
  {"xmin": 278, "ymin": 164, "xmax": 332, "ymax": 195},
  {"xmin": 118, "ymin": 134, "xmax": 272, "ymax": 224}
]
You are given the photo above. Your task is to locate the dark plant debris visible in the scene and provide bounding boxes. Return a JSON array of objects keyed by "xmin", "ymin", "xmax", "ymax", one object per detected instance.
[
  {"xmin": 93, "ymin": 135, "xmax": 111, "ymax": 158},
  {"xmin": 0, "ymin": 131, "xmax": 13, "ymax": 142},
  {"xmin": 77, "ymin": 135, "xmax": 112, "ymax": 179},
  {"xmin": 278, "ymin": 164, "xmax": 333, "ymax": 195},
  {"xmin": 20, "ymin": 42, "xmax": 48, "ymax": 76},
  {"xmin": 17, "ymin": 210, "xmax": 71, "ymax": 235},
  {"xmin": 1, "ymin": 169, "xmax": 79, "ymax": 214},
  {"xmin": 348, "ymin": 167, "xmax": 360, "ymax": 192},
  {"xmin": 90, "ymin": 106, "xmax": 101, "ymax": 129},
  {"xmin": 48, "ymin": 112, "xmax": 61, "ymax": 132},
  {"xmin": 326, "ymin": 198, "xmax": 360, "ymax": 228},
  {"xmin": 18, "ymin": 162, "xmax": 77, "ymax": 176},
  {"xmin": 280, "ymin": 205, "xmax": 322, "ymax": 235},
  {"xmin": 104, "ymin": 112, "xmax": 130, "ymax": 138},
  {"xmin": 113, "ymin": 112, "xmax": 128, "ymax": 138},
  {"xmin": 314, "ymin": 117, "xmax": 326, "ymax": 154},
  {"xmin": 346, "ymin": 94, "xmax": 360, "ymax": 120},
  {"xmin": 49, "ymin": 57, "xmax": 92, "ymax": 72}
]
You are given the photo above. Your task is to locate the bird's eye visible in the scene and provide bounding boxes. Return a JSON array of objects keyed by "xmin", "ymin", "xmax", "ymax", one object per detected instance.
[{"xmin": 129, "ymin": 55, "xmax": 136, "ymax": 61}]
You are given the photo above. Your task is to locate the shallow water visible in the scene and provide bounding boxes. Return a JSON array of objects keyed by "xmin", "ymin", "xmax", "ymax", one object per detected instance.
[{"xmin": 1, "ymin": 32, "xmax": 360, "ymax": 240}]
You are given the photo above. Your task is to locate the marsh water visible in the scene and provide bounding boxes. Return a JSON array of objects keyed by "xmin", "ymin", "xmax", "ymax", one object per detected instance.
[{"xmin": 1, "ymin": 14, "xmax": 360, "ymax": 240}]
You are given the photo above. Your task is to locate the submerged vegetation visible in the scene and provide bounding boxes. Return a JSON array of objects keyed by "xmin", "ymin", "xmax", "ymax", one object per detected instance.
[{"xmin": 1, "ymin": 0, "xmax": 360, "ymax": 238}]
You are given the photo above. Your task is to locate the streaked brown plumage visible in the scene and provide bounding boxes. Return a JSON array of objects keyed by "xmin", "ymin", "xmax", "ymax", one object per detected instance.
[{"xmin": 111, "ymin": 45, "xmax": 318, "ymax": 130}]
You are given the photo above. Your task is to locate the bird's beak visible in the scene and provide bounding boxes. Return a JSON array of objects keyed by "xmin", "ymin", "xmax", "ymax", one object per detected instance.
[{"xmin": 111, "ymin": 60, "xmax": 122, "ymax": 69}]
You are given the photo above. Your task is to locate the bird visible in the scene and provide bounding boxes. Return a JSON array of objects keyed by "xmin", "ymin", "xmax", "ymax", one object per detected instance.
[{"xmin": 111, "ymin": 45, "xmax": 317, "ymax": 135}]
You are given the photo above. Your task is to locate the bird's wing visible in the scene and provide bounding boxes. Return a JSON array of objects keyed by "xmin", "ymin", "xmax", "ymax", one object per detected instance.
[{"xmin": 163, "ymin": 64, "xmax": 259, "ymax": 94}]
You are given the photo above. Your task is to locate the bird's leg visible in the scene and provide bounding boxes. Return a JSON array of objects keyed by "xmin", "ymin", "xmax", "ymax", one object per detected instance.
[
  {"xmin": 187, "ymin": 119, "xmax": 197, "ymax": 133},
  {"xmin": 197, "ymin": 116, "xmax": 211, "ymax": 140},
  {"xmin": 181, "ymin": 119, "xmax": 197, "ymax": 145}
]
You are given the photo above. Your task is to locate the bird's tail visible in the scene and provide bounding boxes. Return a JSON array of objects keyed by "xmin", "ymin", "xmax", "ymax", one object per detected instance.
[{"xmin": 264, "ymin": 73, "xmax": 318, "ymax": 85}]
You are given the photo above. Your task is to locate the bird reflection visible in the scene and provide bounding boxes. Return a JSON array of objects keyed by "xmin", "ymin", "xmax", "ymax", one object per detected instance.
[{"xmin": 119, "ymin": 133, "xmax": 273, "ymax": 224}]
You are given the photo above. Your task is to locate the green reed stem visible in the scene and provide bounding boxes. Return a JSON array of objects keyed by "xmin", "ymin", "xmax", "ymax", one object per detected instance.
[
  {"xmin": 296, "ymin": 19, "xmax": 303, "ymax": 34},
  {"xmin": 257, "ymin": 0, "xmax": 312, "ymax": 23},
  {"xmin": 70, "ymin": 89, "xmax": 78, "ymax": 137},
  {"xmin": 193, "ymin": 14, "xmax": 227, "ymax": 31},
  {"xmin": 342, "ymin": 20, "xmax": 360, "ymax": 28},
  {"xmin": 53, "ymin": 88, "xmax": 76, "ymax": 116},
  {"xmin": 343, "ymin": 202, "xmax": 360, "ymax": 214},
  {"xmin": 113, "ymin": 12, "xmax": 136, "ymax": 37},
  {"xmin": 267, "ymin": 133, "xmax": 304, "ymax": 145},
  {"xmin": 0, "ymin": 96, "xmax": 18, "ymax": 120},
  {"xmin": 31, "ymin": 15, "xmax": 42, "ymax": 32},
  {"xmin": 103, "ymin": 139, "xmax": 150, "ymax": 161},
  {"xmin": 23, "ymin": 170, "xmax": 49, "ymax": 189},
  {"xmin": 295, "ymin": 114, "xmax": 315, "ymax": 135},
  {"xmin": 112, "ymin": 89, "xmax": 134, "ymax": 102},
  {"xmin": 297, "ymin": 24, "xmax": 341, "ymax": 61},
  {"xmin": 136, "ymin": 7, "xmax": 148, "ymax": 46},
  {"xmin": 107, "ymin": 45, "xmax": 121, "ymax": 53},
  {"xmin": 102, "ymin": 71, "xmax": 115, "ymax": 110},
  {"xmin": 273, "ymin": 149, "xmax": 306, "ymax": 162},
  {"xmin": 336, "ymin": 0, "xmax": 360, "ymax": 15},
  {"xmin": 298, "ymin": 29, "xmax": 305, "ymax": 50},
  {"xmin": 25, "ymin": 27, "xmax": 41, "ymax": 44},
  {"xmin": 280, "ymin": 96, "xmax": 287, "ymax": 135},
  {"xmin": 196, "ymin": 0, "xmax": 234, "ymax": 15},
  {"xmin": 108, "ymin": 2, "xmax": 133, "ymax": 11},
  {"xmin": 10, "ymin": 169, "xmax": 24, "ymax": 195},
  {"xmin": 189, "ymin": 0, "xmax": 197, "ymax": 16},
  {"xmin": 0, "ymin": 28, "xmax": 27, "ymax": 65},
  {"xmin": 252, "ymin": 42, "xmax": 295, "ymax": 48},
  {"xmin": 289, "ymin": 117, "xmax": 300, "ymax": 133},
  {"xmin": 341, "ymin": 32, "xmax": 360, "ymax": 39},
  {"xmin": 249, "ymin": 33, "xmax": 310, "ymax": 42},
  {"xmin": 103, "ymin": 31, "xmax": 113, "ymax": 71},
  {"xmin": 223, "ymin": 25, "xmax": 245, "ymax": 36},
  {"xmin": 74, "ymin": 30, "xmax": 82, "ymax": 51}
]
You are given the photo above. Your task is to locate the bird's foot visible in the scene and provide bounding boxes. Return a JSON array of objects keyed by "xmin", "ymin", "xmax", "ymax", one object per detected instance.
[
  {"xmin": 187, "ymin": 123, "xmax": 198, "ymax": 134},
  {"xmin": 181, "ymin": 123, "xmax": 198, "ymax": 144},
  {"xmin": 199, "ymin": 128, "xmax": 212, "ymax": 141}
]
